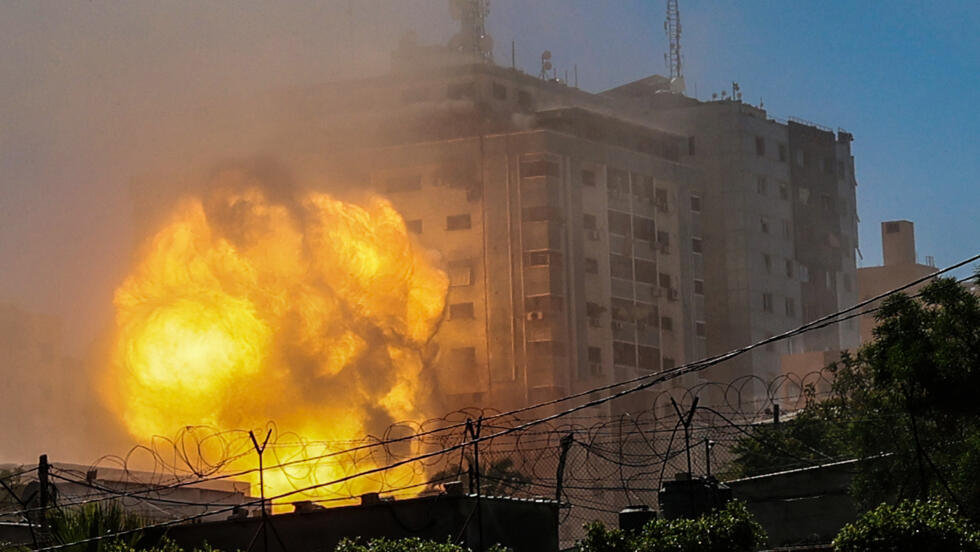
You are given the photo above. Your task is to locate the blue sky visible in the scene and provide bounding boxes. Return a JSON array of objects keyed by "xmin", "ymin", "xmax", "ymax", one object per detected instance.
[
  {"xmin": 1, "ymin": 1, "xmax": 977, "ymax": 353},
  {"xmin": 489, "ymin": 0, "xmax": 979, "ymax": 272}
]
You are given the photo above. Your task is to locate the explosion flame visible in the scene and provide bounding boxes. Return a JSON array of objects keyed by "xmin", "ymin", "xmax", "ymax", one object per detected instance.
[{"xmin": 102, "ymin": 166, "xmax": 448, "ymax": 502}]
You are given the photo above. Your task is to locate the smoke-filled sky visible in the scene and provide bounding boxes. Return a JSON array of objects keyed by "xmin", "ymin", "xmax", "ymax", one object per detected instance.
[{"xmin": 2, "ymin": 0, "xmax": 978, "ymax": 356}]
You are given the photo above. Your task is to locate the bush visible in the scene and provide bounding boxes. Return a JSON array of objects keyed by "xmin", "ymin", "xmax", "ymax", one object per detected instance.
[
  {"xmin": 334, "ymin": 537, "xmax": 509, "ymax": 552},
  {"xmin": 578, "ymin": 501, "xmax": 766, "ymax": 552},
  {"xmin": 833, "ymin": 498, "xmax": 980, "ymax": 552}
]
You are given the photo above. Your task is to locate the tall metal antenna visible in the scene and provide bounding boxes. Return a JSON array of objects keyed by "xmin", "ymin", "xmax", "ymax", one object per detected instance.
[
  {"xmin": 449, "ymin": 0, "xmax": 493, "ymax": 63},
  {"xmin": 664, "ymin": 0, "xmax": 685, "ymax": 93}
]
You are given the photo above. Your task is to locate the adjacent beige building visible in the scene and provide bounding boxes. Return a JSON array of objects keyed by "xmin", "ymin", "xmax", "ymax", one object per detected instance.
[{"xmin": 857, "ymin": 220, "xmax": 936, "ymax": 344}]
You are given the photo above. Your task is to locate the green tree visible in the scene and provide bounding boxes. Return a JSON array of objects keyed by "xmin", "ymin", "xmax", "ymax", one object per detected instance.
[
  {"xmin": 47, "ymin": 503, "xmax": 146, "ymax": 552},
  {"xmin": 833, "ymin": 498, "xmax": 980, "ymax": 552},
  {"xmin": 727, "ymin": 273, "xmax": 980, "ymax": 517},
  {"xmin": 577, "ymin": 500, "xmax": 766, "ymax": 552}
]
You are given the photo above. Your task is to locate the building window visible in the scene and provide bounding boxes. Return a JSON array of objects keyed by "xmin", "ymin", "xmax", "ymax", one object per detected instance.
[
  {"xmin": 690, "ymin": 195, "xmax": 702, "ymax": 212},
  {"xmin": 582, "ymin": 169, "xmax": 596, "ymax": 187},
  {"xmin": 795, "ymin": 150, "xmax": 805, "ymax": 167},
  {"xmin": 763, "ymin": 254, "xmax": 772, "ymax": 273},
  {"xmin": 523, "ymin": 206, "xmax": 559, "ymax": 222},
  {"xmin": 607, "ymin": 168, "xmax": 629, "ymax": 197},
  {"xmin": 694, "ymin": 279, "xmax": 704, "ymax": 295},
  {"xmin": 449, "ymin": 302, "xmax": 475, "ymax": 320},
  {"xmin": 661, "ymin": 316, "xmax": 673, "ymax": 331},
  {"xmin": 491, "ymin": 82, "xmax": 507, "ymax": 100},
  {"xmin": 386, "ymin": 174, "xmax": 422, "ymax": 193},
  {"xmin": 779, "ymin": 183, "xmax": 789, "ymax": 200},
  {"xmin": 446, "ymin": 214, "xmax": 471, "ymax": 230},
  {"xmin": 405, "ymin": 219, "xmax": 422, "ymax": 234},
  {"xmin": 526, "ymin": 251, "xmax": 560, "ymax": 266},
  {"xmin": 785, "ymin": 297, "xmax": 796, "ymax": 317},
  {"xmin": 785, "ymin": 259, "xmax": 794, "ymax": 278},
  {"xmin": 799, "ymin": 264, "xmax": 810, "ymax": 283},
  {"xmin": 449, "ymin": 346, "xmax": 476, "ymax": 366},
  {"xmin": 586, "ymin": 302, "xmax": 603, "ymax": 319},
  {"xmin": 638, "ymin": 345, "xmax": 660, "ymax": 370},
  {"xmin": 608, "ymin": 210, "xmax": 631, "ymax": 236},
  {"xmin": 613, "ymin": 342, "xmax": 636, "ymax": 367},
  {"xmin": 634, "ymin": 259, "xmax": 657, "ymax": 284},
  {"xmin": 583, "ymin": 213, "xmax": 597, "ymax": 230},
  {"xmin": 609, "ymin": 254, "xmax": 632, "ymax": 279},
  {"xmin": 778, "ymin": 143, "xmax": 787, "ymax": 162},
  {"xmin": 760, "ymin": 217, "xmax": 770, "ymax": 234},
  {"xmin": 655, "ymin": 188, "xmax": 669, "ymax": 211},
  {"xmin": 757, "ymin": 176, "xmax": 768, "ymax": 195},
  {"xmin": 657, "ymin": 231, "xmax": 670, "ymax": 249},
  {"xmin": 448, "ymin": 261, "xmax": 473, "ymax": 287},
  {"xmin": 585, "ymin": 257, "xmax": 599, "ymax": 274},
  {"xmin": 782, "ymin": 220, "xmax": 792, "ymax": 239},
  {"xmin": 692, "ymin": 237, "xmax": 703, "ymax": 254},
  {"xmin": 695, "ymin": 321, "xmax": 706, "ymax": 337},
  {"xmin": 521, "ymin": 159, "xmax": 559, "ymax": 178},
  {"xmin": 762, "ymin": 293, "xmax": 774, "ymax": 313},
  {"xmin": 517, "ymin": 89, "xmax": 532, "ymax": 108},
  {"xmin": 821, "ymin": 194, "xmax": 833, "ymax": 211},
  {"xmin": 634, "ymin": 216, "xmax": 655, "ymax": 242},
  {"xmin": 663, "ymin": 357, "xmax": 676, "ymax": 370},
  {"xmin": 658, "ymin": 273, "xmax": 672, "ymax": 289},
  {"xmin": 755, "ymin": 136, "xmax": 766, "ymax": 156},
  {"xmin": 588, "ymin": 346, "xmax": 602, "ymax": 363}
]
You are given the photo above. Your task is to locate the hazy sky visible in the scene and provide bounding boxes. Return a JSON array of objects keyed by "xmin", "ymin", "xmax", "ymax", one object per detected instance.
[{"xmin": 2, "ymin": 0, "xmax": 978, "ymax": 356}]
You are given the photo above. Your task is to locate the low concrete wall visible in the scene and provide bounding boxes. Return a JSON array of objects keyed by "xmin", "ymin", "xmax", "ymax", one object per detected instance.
[
  {"xmin": 727, "ymin": 459, "xmax": 860, "ymax": 547},
  {"xmin": 158, "ymin": 494, "xmax": 558, "ymax": 552}
]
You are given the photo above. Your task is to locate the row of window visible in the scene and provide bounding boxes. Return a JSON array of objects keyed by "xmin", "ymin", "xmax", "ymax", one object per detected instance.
[
  {"xmin": 755, "ymin": 175, "xmax": 790, "ymax": 200},
  {"xmin": 759, "ymin": 216, "xmax": 793, "ymax": 238},
  {"xmin": 404, "ymin": 214, "xmax": 472, "ymax": 234},
  {"xmin": 761, "ymin": 293, "xmax": 797, "ymax": 317}
]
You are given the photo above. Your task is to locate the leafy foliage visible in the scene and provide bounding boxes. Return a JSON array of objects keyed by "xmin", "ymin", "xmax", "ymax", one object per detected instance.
[
  {"xmin": 727, "ymin": 274, "xmax": 980, "ymax": 517},
  {"xmin": 334, "ymin": 537, "xmax": 509, "ymax": 552},
  {"xmin": 577, "ymin": 500, "xmax": 766, "ymax": 552},
  {"xmin": 48, "ymin": 503, "xmax": 146, "ymax": 552},
  {"xmin": 833, "ymin": 498, "xmax": 980, "ymax": 551}
]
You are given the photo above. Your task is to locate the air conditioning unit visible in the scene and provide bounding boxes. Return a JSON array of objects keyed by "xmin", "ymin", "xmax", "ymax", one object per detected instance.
[
  {"xmin": 636, "ymin": 320, "xmax": 647, "ymax": 331},
  {"xmin": 590, "ymin": 363, "xmax": 602, "ymax": 374},
  {"xmin": 526, "ymin": 311, "xmax": 545, "ymax": 321},
  {"xmin": 655, "ymin": 198, "xmax": 668, "ymax": 212},
  {"xmin": 668, "ymin": 288, "xmax": 679, "ymax": 301},
  {"xmin": 588, "ymin": 317, "xmax": 601, "ymax": 328},
  {"xmin": 659, "ymin": 242, "xmax": 670, "ymax": 254},
  {"xmin": 611, "ymin": 321, "xmax": 624, "ymax": 330},
  {"xmin": 586, "ymin": 229, "xmax": 600, "ymax": 241}
]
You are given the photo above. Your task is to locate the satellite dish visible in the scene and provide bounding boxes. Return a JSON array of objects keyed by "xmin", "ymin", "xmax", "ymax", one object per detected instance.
[{"xmin": 542, "ymin": 50, "xmax": 552, "ymax": 60}]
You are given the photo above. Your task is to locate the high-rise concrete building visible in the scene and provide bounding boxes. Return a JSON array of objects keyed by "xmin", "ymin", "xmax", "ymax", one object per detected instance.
[
  {"xmin": 281, "ymin": 38, "xmax": 861, "ymax": 410},
  {"xmin": 302, "ymin": 60, "xmax": 706, "ymax": 415},
  {"xmin": 602, "ymin": 79, "xmax": 861, "ymax": 383}
]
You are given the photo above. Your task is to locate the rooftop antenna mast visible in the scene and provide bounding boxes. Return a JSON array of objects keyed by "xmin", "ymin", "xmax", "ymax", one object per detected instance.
[
  {"xmin": 449, "ymin": 0, "xmax": 493, "ymax": 63},
  {"xmin": 664, "ymin": 0, "xmax": 685, "ymax": 94}
]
